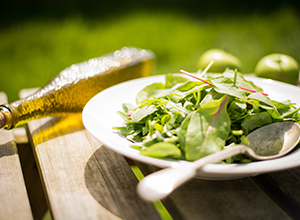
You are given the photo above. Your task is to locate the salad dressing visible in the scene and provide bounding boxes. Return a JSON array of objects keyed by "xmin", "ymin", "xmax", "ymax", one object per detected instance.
[{"xmin": 0, "ymin": 47, "xmax": 155, "ymax": 129}]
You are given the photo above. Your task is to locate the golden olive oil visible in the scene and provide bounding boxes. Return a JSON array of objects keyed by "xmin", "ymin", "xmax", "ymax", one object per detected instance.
[{"xmin": 0, "ymin": 47, "xmax": 155, "ymax": 129}]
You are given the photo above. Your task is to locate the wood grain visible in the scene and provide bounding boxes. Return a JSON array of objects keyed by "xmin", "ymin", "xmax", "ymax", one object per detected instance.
[
  {"xmin": 0, "ymin": 92, "xmax": 33, "ymax": 220},
  {"xmin": 17, "ymin": 141, "xmax": 48, "ymax": 220},
  {"xmin": 136, "ymin": 162, "xmax": 289, "ymax": 220},
  {"xmin": 251, "ymin": 167, "xmax": 300, "ymax": 220},
  {"xmin": 20, "ymin": 89, "xmax": 161, "ymax": 220}
]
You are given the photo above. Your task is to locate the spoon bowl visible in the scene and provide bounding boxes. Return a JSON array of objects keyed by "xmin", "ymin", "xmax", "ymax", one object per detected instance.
[
  {"xmin": 242, "ymin": 122, "xmax": 300, "ymax": 160},
  {"xmin": 137, "ymin": 122, "xmax": 300, "ymax": 201}
]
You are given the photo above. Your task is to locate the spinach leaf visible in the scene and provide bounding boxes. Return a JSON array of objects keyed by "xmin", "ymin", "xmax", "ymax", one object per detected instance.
[
  {"xmin": 247, "ymin": 92, "xmax": 274, "ymax": 110},
  {"xmin": 136, "ymin": 82, "xmax": 165, "ymax": 105},
  {"xmin": 248, "ymin": 93, "xmax": 300, "ymax": 120},
  {"xmin": 223, "ymin": 70, "xmax": 264, "ymax": 92},
  {"xmin": 228, "ymin": 99, "xmax": 248, "ymax": 122},
  {"xmin": 131, "ymin": 105, "xmax": 157, "ymax": 122},
  {"xmin": 268, "ymin": 100, "xmax": 300, "ymax": 120},
  {"xmin": 140, "ymin": 142, "xmax": 182, "ymax": 159},
  {"xmin": 165, "ymin": 74, "xmax": 189, "ymax": 88},
  {"xmin": 184, "ymin": 96, "xmax": 231, "ymax": 161},
  {"xmin": 156, "ymin": 81, "xmax": 207, "ymax": 102},
  {"xmin": 211, "ymin": 76, "xmax": 248, "ymax": 101},
  {"xmin": 241, "ymin": 112, "xmax": 272, "ymax": 135},
  {"xmin": 122, "ymin": 103, "xmax": 136, "ymax": 114}
]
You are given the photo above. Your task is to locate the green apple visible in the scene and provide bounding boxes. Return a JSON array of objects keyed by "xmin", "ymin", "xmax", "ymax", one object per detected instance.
[
  {"xmin": 254, "ymin": 53, "xmax": 299, "ymax": 85},
  {"xmin": 197, "ymin": 49, "xmax": 242, "ymax": 73}
]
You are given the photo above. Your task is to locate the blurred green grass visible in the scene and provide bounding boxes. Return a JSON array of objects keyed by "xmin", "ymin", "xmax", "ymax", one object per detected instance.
[{"xmin": 1, "ymin": 0, "xmax": 300, "ymax": 103}]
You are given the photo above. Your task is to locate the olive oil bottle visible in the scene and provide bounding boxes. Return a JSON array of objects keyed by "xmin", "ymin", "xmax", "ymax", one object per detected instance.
[{"xmin": 0, "ymin": 47, "xmax": 155, "ymax": 129}]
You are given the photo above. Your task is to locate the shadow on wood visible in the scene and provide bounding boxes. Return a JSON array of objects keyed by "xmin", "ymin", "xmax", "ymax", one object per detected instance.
[
  {"xmin": 0, "ymin": 140, "xmax": 17, "ymax": 159},
  {"xmin": 17, "ymin": 141, "xmax": 48, "ymax": 220},
  {"xmin": 84, "ymin": 145, "xmax": 161, "ymax": 220}
]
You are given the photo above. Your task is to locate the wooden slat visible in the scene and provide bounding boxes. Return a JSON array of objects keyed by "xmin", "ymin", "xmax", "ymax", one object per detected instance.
[
  {"xmin": 20, "ymin": 89, "xmax": 161, "ymax": 220},
  {"xmin": 17, "ymin": 141, "xmax": 48, "ymax": 220},
  {"xmin": 251, "ymin": 167, "xmax": 300, "ymax": 220},
  {"xmin": 249, "ymin": 83, "xmax": 300, "ymax": 220},
  {"xmin": 136, "ymin": 162, "xmax": 289, "ymax": 220},
  {"xmin": 0, "ymin": 92, "xmax": 33, "ymax": 220}
]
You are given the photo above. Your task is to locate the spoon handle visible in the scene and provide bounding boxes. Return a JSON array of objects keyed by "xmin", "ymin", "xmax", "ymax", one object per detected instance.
[{"xmin": 137, "ymin": 145, "xmax": 246, "ymax": 201}]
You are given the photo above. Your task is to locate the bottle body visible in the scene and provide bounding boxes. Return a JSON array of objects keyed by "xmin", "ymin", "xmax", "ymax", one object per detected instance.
[{"xmin": 0, "ymin": 47, "xmax": 155, "ymax": 129}]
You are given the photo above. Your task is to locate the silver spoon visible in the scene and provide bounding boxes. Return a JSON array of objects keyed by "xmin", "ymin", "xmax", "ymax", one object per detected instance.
[{"xmin": 137, "ymin": 122, "xmax": 300, "ymax": 201}]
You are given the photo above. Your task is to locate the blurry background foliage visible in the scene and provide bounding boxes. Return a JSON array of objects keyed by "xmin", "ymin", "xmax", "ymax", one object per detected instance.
[{"xmin": 1, "ymin": 0, "xmax": 300, "ymax": 102}]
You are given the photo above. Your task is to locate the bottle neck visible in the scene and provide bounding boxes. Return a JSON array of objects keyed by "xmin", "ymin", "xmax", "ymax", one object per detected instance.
[{"xmin": 0, "ymin": 104, "xmax": 19, "ymax": 130}]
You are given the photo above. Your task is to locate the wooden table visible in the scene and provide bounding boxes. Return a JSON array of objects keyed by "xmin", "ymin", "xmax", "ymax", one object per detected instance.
[
  {"xmin": 2, "ymin": 88, "xmax": 300, "ymax": 220},
  {"xmin": 0, "ymin": 92, "xmax": 33, "ymax": 220}
]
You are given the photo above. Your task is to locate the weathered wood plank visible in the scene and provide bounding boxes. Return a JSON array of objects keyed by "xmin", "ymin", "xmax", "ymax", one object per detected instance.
[
  {"xmin": 251, "ymin": 167, "xmax": 300, "ymax": 220},
  {"xmin": 136, "ymin": 162, "xmax": 289, "ymax": 220},
  {"xmin": 0, "ymin": 92, "xmax": 33, "ymax": 220},
  {"xmin": 248, "ymin": 84, "xmax": 300, "ymax": 220},
  {"xmin": 17, "ymin": 141, "xmax": 48, "ymax": 220},
  {"xmin": 21, "ymin": 89, "xmax": 161, "ymax": 220},
  {"xmin": 15, "ymin": 88, "xmax": 48, "ymax": 220}
]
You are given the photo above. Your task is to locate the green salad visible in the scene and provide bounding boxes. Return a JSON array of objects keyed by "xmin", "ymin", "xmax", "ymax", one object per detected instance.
[{"xmin": 114, "ymin": 70, "xmax": 300, "ymax": 163}]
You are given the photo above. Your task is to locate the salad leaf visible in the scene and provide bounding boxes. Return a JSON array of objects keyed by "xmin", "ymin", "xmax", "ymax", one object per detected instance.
[
  {"xmin": 114, "ymin": 72, "xmax": 300, "ymax": 163},
  {"xmin": 241, "ymin": 112, "xmax": 272, "ymax": 135},
  {"xmin": 184, "ymin": 96, "xmax": 230, "ymax": 161},
  {"xmin": 140, "ymin": 142, "xmax": 182, "ymax": 159},
  {"xmin": 228, "ymin": 99, "xmax": 248, "ymax": 122},
  {"xmin": 223, "ymin": 70, "xmax": 264, "ymax": 92},
  {"xmin": 136, "ymin": 82, "xmax": 165, "ymax": 105},
  {"xmin": 211, "ymin": 76, "xmax": 248, "ymax": 101},
  {"xmin": 165, "ymin": 74, "xmax": 189, "ymax": 88},
  {"xmin": 131, "ymin": 105, "xmax": 158, "ymax": 122},
  {"xmin": 268, "ymin": 100, "xmax": 300, "ymax": 120}
]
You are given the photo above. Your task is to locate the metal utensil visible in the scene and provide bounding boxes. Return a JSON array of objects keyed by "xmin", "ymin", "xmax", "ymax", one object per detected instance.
[{"xmin": 137, "ymin": 122, "xmax": 300, "ymax": 201}]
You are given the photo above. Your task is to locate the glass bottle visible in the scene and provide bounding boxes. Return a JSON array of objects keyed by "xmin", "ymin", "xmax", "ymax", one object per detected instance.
[{"xmin": 0, "ymin": 47, "xmax": 155, "ymax": 130}]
